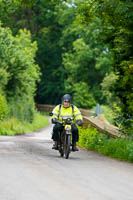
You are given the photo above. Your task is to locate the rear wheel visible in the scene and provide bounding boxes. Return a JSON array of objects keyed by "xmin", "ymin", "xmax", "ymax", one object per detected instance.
[{"xmin": 65, "ymin": 135, "xmax": 71, "ymax": 159}]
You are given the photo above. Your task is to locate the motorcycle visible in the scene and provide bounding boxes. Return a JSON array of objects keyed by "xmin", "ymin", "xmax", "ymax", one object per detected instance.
[{"xmin": 50, "ymin": 113, "xmax": 73, "ymax": 159}]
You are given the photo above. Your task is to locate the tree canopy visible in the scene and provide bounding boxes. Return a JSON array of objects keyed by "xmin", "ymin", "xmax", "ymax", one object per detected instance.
[
  {"xmin": 0, "ymin": 23, "xmax": 40, "ymax": 122},
  {"xmin": 0, "ymin": 0, "xmax": 133, "ymax": 133}
]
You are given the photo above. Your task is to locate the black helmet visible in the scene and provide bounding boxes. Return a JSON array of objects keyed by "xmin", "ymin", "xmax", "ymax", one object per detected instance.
[{"xmin": 62, "ymin": 94, "xmax": 72, "ymax": 103}]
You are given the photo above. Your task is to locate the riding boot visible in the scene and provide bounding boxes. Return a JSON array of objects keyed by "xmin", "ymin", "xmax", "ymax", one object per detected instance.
[
  {"xmin": 52, "ymin": 141, "xmax": 58, "ymax": 150},
  {"xmin": 72, "ymin": 143, "xmax": 79, "ymax": 151}
]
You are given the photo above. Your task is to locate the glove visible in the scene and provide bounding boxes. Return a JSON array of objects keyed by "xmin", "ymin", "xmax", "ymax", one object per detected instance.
[
  {"xmin": 51, "ymin": 118, "xmax": 57, "ymax": 124},
  {"xmin": 76, "ymin": 119, "xmax": 83, "ymax": 126}
]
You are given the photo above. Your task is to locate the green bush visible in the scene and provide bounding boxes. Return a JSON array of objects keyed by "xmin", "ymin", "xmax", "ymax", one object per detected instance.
[
  {"xmin": 78, "ymin": 126, "xmax": 100, "ymax": 150},
  {"xmin": 0, "ymin": 92, "xmax": 8, "ymax": 120},
  {"xmin": 0, "ymin": 25, "xmax": 40, "ymax": 124},
  {"xmin": 78, "ymin": 125, "xmax": 133, "ymax": 162},
  {"xmin": 101, "ymin": 105, "xmax": 115, "ymax": 124},
  {"xmin": 72, "ymin": 82, "xmax": 96, "ymax": 109},
  {"xmin": 9, "ymin": 99, "xmax": 35, "ymax": 123}
]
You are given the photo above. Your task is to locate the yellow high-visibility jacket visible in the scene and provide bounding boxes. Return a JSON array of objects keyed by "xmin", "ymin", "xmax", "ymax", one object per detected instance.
[{"xmin": 51, "ymin": 104, "xmax": 82, "ymax": 123}]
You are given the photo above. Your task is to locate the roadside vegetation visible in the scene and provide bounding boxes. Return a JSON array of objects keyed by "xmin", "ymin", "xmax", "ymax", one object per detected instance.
[
  {"xmin": 0, "ymin": 1, "xmax": 133, "ymax": 136},
  {"xmin": 78, "ymin": 126, "xmax": 133, "ymax": 163},
  {"xmin": 0, "ymin": 24, "xmax": 48, "ymax": 135},
  {"xmin": 92, "ymin": 105, "xmax": 115, "ymax": 124},
  {"xmin": 100, "ymin": 105, "xmax": 116, "ymax": 125},
  {"xmin": 0, "ymin": 112, "xmax": 49, "ymax": 136}
]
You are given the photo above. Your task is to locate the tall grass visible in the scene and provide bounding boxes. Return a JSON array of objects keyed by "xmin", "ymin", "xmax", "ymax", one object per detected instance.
[
  {"xmin": 9, "ymin": 100, "xmax": 35, "ymax": 123},
  {"xmin": 0, "ymin": 112, "xmax": 49, "ymax": 136},
  {"xmin": 78, "ymin": 125, "xmax": 133, "ymax": 162},
  {"xmin": 101, "ymin": 105, "xmax": 115, "ymax": 124}
]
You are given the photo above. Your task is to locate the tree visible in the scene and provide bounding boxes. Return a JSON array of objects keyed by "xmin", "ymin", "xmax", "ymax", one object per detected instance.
[
  {"xmin": 0, "ymin": 0, "xmax": 67, "ymax": 104},
  {"xmin": 63, "ymin": 19, "xmax": 113, "ymax": 108},
  {"xmin": 75, "ymin": 0, "xmax": 133, "ymax": 133},
  {"xmin": 0, "ymin": 0, "xmax": 115, "ymax": 109},
  {"xmin": 0, "ymin": 24, "xmax": 40, "ymax": 122}
]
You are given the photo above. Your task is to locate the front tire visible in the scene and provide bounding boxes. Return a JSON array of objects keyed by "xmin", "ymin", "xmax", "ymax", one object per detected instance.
[
  {"xmin": 65, "ymin": 135, "xmax": 71, "ymax": 159},
  {"xmin": 59, "ymin": 141, "xmax": 64, "ymax": 157}
]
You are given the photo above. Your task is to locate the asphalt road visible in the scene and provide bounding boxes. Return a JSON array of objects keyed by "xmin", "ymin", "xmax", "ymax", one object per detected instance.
[{"xmin": 0, "ymin": 123, "xmax": 133, "ymax": 200}]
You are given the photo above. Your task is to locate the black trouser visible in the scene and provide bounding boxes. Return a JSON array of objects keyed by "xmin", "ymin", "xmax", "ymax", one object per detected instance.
[{"xmin": 52, "ymin": 123, "xmax": 79, "ymax": 143}]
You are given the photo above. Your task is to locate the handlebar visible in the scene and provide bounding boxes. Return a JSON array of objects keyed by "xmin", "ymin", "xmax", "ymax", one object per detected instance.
[
  {"xmin": 52, "ymin": 117, "xmax": 73, "ymax": 125},
  {"xmin": 53, "ymin": 119, "xmax": 63, "ymax": 124},
  {"xmin": 50, "ymin": 112, "xmax": 83, "ymax": 126}
]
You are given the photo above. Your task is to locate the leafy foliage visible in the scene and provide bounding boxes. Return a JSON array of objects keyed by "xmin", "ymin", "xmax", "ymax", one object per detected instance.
[
  {"xmin": 0, "ymin": 24, "xmax": 40, "ymax": 122},
  {"xmin": 0, "ymin": 1, "xmax": 113, "ymax": 107},
  {"xmin": 63, "ymin": 20, "xmax": 112, "ymax": 107},
  {"xmin": 0, "ymin": 91, "xmax": 8, "ymax": 120},
  {"xmin": 75, "ymin": 0, "xmax": 133, "ymax": 133},
  {"xmin": 101, "ymin": 72, "xmax": 119, "ymax": 105},
  {"xmin": 72, "ymin": 82, "xmax": 96, "ymax": 108},
  {"xmin": 0, "ymin": 0, "xmax": 132, "ymax": 134},
  {"xmin": 79, "ymin": 126, "xmax": 133, "ymax": 162},
  {"xmin": 0, "ymin": 113, "xmax": 48, "ymax": 136}
]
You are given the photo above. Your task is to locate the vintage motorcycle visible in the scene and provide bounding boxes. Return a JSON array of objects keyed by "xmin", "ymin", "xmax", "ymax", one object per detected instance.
[{"xmin": 50, "ymin": 113, "xmax": 73, "ymax": 159}]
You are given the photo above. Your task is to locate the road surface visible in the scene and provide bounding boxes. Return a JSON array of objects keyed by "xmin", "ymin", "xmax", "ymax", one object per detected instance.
[{"xmin": 0, "ymin": 123, "xmax": 133, "ymax": 200}]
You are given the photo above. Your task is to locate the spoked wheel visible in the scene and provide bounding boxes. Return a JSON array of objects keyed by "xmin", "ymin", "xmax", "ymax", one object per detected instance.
[{"xmin": 64, "ymin": 135, "xmax": 71, "ymax": 159}]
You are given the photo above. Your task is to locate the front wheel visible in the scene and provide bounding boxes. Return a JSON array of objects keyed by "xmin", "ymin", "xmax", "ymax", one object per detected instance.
[
  {"xmin": 65, "ymin": 135, "xmax": 71, "ymax": 159},
  {"xmin": 59, "ymin": 140, "xmax": 64, "ymax": 157}
]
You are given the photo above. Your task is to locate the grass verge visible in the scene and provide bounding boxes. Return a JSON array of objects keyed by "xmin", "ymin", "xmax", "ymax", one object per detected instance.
[
  {"xmin": 0, "ymin": 112, "xmax": 49, "ymax": 136},
  {"xmin": 78, "ymin": 125, "xmax": 133, "ymax": 162},
  {"xmin": 101, "ymin": 105, "xmax": 115, "ymax": 124}
]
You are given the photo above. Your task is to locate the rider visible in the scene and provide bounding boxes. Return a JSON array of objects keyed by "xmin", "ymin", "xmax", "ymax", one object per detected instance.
[{"xmin": 51, "ymin": 94, "xmax": 83, "ymax": 151}]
